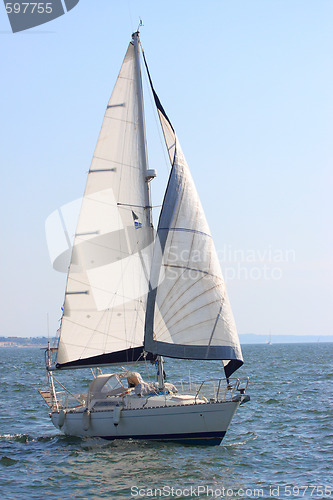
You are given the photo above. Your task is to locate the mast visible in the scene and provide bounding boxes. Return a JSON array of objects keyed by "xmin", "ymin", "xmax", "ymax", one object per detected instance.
[
  {"xmin": 133, "ymin": 31, "xmax": 164, "ymax": 389},
  {"xmin": 132, "ymin": 30, "xmax": 153, "ymax": 228}
]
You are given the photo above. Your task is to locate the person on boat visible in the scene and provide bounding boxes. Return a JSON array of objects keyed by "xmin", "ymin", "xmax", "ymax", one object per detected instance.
[{"xmin": 126, "ymin": 372, "xmax": 143, "ymax": 388}]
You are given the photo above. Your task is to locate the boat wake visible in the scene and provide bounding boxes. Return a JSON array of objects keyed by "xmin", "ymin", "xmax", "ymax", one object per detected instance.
[{"xmin": 223, "ymin": 431, "xmax": 258, "ymax": 448}]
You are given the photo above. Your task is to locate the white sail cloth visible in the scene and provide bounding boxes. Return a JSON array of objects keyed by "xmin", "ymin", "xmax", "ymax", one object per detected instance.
[
  {"xmin": 56, "ymin": 42, "xmax": 153, "ymax": 368},
  {"xmin": 145, "ymin": 128, "xmax": 243, "ymax": 375}
]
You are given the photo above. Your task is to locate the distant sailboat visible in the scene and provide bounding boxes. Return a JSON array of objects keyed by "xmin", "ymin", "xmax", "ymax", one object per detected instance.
[
  {"xmin": 39, "ymin": 30, "xmax": 249, "ymax": 445},
  {"xmin": 266, "ymin": 332, "xmax": 272, "ymax": 345}
]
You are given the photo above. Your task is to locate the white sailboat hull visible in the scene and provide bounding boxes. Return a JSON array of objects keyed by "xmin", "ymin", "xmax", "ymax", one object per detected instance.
[{"xmin": 51, "ymin": 400, "xmax": 241, "ymax": 445}]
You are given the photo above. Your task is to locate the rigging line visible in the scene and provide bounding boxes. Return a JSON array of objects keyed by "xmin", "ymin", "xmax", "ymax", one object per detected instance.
[
  {"xmin": 158, "ymin": 227, "xmax": 212, "ymax": 238},
  {"xmin": 92, "ymin": 156, "xmax": 136, "ymax": 168},
  {"xmin": 163, "ymin": 179, "xmax": 185, "ymax": 253},
  {"xmin": 117, "ymin": 204, "xmax": 162, "ymax": 212},
  {"xmin": 80, "ymin": 197, "xmax": 115, "ymax": 209},
  {"xmin": 115, "ymin": 68, "xmax": 131, "ymax": 209},
  {"xmin": 103, "ymin": 115, "xmax": 137, "ymax": 126},
  {"xmin": 63, "ymin": 318, "xmax": 130, "ymax": 345},
  {"xmin": 115, "ymin": 70, "xmax": 132, "ymax": 345},
  {"xmin": 117, "ymin": 203, "xmax": 149, "ymax": 208},
  {"xmin": 140, "ymin": 39, "xmax": 174, "ymax": 134},
  {"xmin": 57, "ymin": 207, "xmax": 71, "ymax": 250},
  {"xmin": 127, "ymin": 0, "xmax": 134, "ymax": 33},
  {"xmin": 132, "ymin": 247, "xmax": 151, "ymax": 345},
  {"xmin": 208, "ymin": 304, "xmax": 223, "ymax": 347},
  {"xmin": 132, "ymin": 303, "xmax": 143, "ymax": 349},
  {"xmin": 144, "ymin": 355, "xmax": 151, "ymax": 381},
  {"xmin": 51, "ymin": 374, "xmax": 84, "ymax": 404},
  {"xmin": 88, "ymin": 155, "xmax": 139, "ymax": 173},
  {"xmin": 67, "ymin": 277, "xmax": 132, "ymax": 295},
  {"xmin": 186, "ymin": 198, "xmax": 200, "ymax": 282},
  {"xmin": 118, "ymin": 230, "xmax": 143, "ymax": 345}
]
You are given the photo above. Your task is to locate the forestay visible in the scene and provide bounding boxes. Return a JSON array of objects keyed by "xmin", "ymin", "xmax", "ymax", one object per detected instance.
[{"xmin": 56, "ymin": 42, "xmax": 154, "ymax": 369}]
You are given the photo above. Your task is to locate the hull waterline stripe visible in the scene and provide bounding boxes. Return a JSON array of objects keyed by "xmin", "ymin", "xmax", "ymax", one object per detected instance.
[{"xmin": 101, "ymin": 430, "xmax": 226, "ymax": 441}]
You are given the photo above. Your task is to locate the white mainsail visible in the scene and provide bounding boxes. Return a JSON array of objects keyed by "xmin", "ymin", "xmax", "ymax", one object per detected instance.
[{"xmin": 56, "ymin": 41, "xmax": 154, "ymax": 368}]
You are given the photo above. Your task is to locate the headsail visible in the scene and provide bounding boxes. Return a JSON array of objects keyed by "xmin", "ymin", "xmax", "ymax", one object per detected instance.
[
  {"xmin": 56, "ymin": 38, "xmax": 154, "ymax": 369},
  {"xmin": 144, "ymin": 66, "xmax": 243, "ymax": 378}
]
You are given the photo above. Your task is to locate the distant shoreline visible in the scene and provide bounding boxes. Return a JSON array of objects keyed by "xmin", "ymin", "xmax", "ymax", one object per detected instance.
[
  {"xmin": 0, "ymin": 334, "xmax": 332, "ymax": 347},
  {"xmin": 0, "ymin": 337, "xmax": 55, "ymax": 348},
  {"xmin": 239, "ymin": 333, "xmax": 333, "ymax": 344}
]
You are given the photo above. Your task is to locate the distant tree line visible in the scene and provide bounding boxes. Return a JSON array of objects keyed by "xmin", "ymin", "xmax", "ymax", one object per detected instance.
[{"xmin": 0, "ymin": 336, "xmax": 56, "ymax": 346}]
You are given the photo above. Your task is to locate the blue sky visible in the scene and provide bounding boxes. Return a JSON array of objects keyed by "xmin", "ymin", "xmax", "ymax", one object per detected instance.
[{"xmin": 1, "ymin": 0, "xmax": 332, "ymax": 338}]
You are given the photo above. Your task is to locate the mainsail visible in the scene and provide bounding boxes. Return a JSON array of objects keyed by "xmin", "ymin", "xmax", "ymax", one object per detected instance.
[
  {"xmin": 144, "ymin": 64, "xmax": 243, "ymax": 378},
  {"xmin": 56, "ymin": 39, "xmax": 154, "ymax": 369}
]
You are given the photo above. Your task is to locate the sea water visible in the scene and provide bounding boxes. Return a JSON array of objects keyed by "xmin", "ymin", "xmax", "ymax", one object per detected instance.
[{"xmin": 0, "ymin": 343, "xmax": 332, "ymax": 499}]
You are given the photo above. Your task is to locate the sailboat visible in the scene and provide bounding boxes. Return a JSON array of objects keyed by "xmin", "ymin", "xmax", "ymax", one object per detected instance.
[{"xmin": 39, "ymin": 30, "xmax": 249, "ymax": 446}]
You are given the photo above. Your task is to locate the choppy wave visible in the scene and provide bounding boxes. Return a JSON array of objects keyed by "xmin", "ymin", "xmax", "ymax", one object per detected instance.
[
  {"xmin": 0, "ymin": 433, "xmax": 33, "ymax": 443},
  {"xmin": 0, "ymin": 456, "xmax": 18, "ymax": 466}
]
